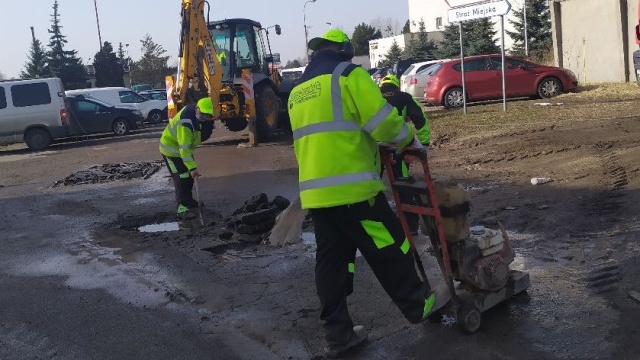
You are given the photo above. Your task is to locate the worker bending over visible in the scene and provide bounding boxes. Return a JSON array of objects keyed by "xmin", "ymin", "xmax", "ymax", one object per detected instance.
[
  {"xmin": 379, "ymin": 74, "xmax": 431, "ymax": 235},
  {"xmin": 288, "ymin": 29, "xmax": 447, "ymax": 358},
  {"xmin": 159, "ymin": 97, "xmax": 215, "ymax": 219}
]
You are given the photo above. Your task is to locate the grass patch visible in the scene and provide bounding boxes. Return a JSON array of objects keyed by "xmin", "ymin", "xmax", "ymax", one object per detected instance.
[{"xmin": 558, "ymin": 82, "xmax": 640, "ymax": 101}]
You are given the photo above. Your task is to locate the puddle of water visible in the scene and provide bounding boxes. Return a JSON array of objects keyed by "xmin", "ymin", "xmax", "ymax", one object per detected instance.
[{"xmin": 138, "ymin": 222, "xmax": 180, "ymax": 233}]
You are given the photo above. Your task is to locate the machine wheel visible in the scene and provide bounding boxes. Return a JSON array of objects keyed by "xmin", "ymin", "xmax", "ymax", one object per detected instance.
[
  {"xmin": 443, "ymin": 87, "xmax": 465, "ymax": 108},
  {"xmin": 24, "ymin": 128, "xmax": 52, "ymax": 151},
  {"xmin": 147, "ymin": 109, "xmax": 163, "ymax": 124},
  {"xmin": 112, "ymin": 118, "xmax": 130, "ymax": 136},
  {"xmin": 457, "ymin": 301, "xmax": 482, "ymax": 334},
  {"xmin": 223, "ymin": 117, "xmax": 248, "ymax": 132},
  {"xmin": 537, "ymin": 77, "xmax": 563, "ymax": 98},
  {"xmin": 255, "ymin": 84, "xmax": 279, "ymax": 141}
]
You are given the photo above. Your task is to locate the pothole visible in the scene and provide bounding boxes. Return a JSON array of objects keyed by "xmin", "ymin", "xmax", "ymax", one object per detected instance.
[{"xmin": 52, "ymin": 161, "xmax": 163, "ymax": 187}]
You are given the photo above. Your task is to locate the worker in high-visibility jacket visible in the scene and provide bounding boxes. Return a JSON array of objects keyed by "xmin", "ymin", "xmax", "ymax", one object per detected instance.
[
  {"xmin": 379, "ymin": 74, "xmax": 431, "ymax": 235},
  {"xmin": 159, "ymin": 97, "xmax": 215, "ymax": 219},
  {"xmin": 288, "ymin": 29, "xmax": 448, "ymax": 358}
]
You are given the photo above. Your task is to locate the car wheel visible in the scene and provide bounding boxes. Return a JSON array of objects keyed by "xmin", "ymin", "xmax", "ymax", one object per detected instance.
[
  {"xmin": 112, "ymin": 118, "xmax": 130, "ymax": 136},
  {"xmin": 24, "ymin": 128, "xmax": 52, "ymax": 151},
  {"xmin": 443, "ymin": 87, "xmax": 465, "ymax": 108},
  {"xmin": 147, "ymin": 110, "xmax": 163, "ymax": 124},
  {"xmin": 255, "ymin": 84, "xmax": 279, "ymax": 141},
  {"xmin": 537, "ymin": 77, "xmax": 563, "ymax": 98}
]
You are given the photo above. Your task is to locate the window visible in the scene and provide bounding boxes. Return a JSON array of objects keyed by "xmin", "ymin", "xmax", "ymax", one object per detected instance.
[
  {"xmin": 452, "ymin": 58, "xmax": 488, "ymax": 72},
  {"xmin": 150, "ymin": 92, "xmax": 166, "ymax": 100},
  {"xmin": 0, "ymin": 86, "xmax": 6, "ymax": 109},
  {"xmin": 119, "ymin": 90, "xmax": 145, "ymax": 103},
  {"xmin": 75, "ymin": 100, "xmax": 100, "ymax": 113},
  {"xmin": 11, "ymin": 82, "xmax": 51, "ymax": 107},
  {"xmin": 436, "ymin": 17, "xmax": 443, "ymax": 28}
]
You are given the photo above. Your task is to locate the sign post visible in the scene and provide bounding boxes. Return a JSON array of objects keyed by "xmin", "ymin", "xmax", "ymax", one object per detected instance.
[{"xmin": 447, "ymin": 0, "xmax": 512, "ymax": 113}]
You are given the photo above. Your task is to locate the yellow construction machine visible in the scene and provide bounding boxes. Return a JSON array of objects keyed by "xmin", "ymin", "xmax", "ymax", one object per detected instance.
[{"xmin": 166, "ymin": 0, "xmax": 284, "ymax": 141}]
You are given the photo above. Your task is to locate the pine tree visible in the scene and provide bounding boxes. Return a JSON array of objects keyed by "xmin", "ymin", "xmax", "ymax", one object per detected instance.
[
  {"xmin": 130, "ymin": 34, "xmax": 171, "ymax": 87},
  {"xmin": 351, "ymin": 23, "xmax": 382, "ymax": 56},
  {"xmin": 21, "ymin": 32, "xmax": 50, "ymax": 79},
  {"xmin": 436, "ymin": 19, "xmax": 500, "ymax": 58},
  {"xmin": 93, "ymin": 42, "xmax": 124, "ymax": 87},
  {"xmin": 402, "ymin": 20, "xmax": 411, "ymax": 34},
  {"xmin": 506, "ymin": 0, "xmax": 552, "ymax": 59},
  {"xmin": 402, "ymin": 19, "xmax": 437, "ymax": 60},
  {"xmin": 46, "ymin": 0, "xmax": 87, "ymax": 89},
  {"xmin": 117, "ymin": 42, "xmax": 131, "ymax": 73},
  {"xmin": 378, "ymin": 40, "xmax": 403, "ymax": 67}
]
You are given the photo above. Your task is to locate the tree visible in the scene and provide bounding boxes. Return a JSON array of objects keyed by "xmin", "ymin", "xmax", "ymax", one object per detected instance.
[
  {"xmin": 506, "ymin": 0, "xmax": 552, "ymax": 59},
  {"xmin": 130, "ymin": 34, "xmax": 171, "ymax": 87},
  {"xmin": 370, "ymin": 17, "xmax": 401, "ymax": 37},
  {"xmin": 21, "ymin": 33, "xmax": 50, "ymax": 79},
  {"xmin": 284, "ymin": 59, "xmax": 302, "ymax": 68},
  {"xmin": 117, "ymin": 42, "xmax": 131, "ymax": 73},
  {"xmin": 378, "ymin": 40, "xmax": 403, "ymax": 67},
  {"xmin": 402, "ymin": 19, "xmax": 437, "ymax": 60},
  {"xmin": 46, "ymin": 1, "xmax": 87, "ymax": 89},
  {"xmin": 402, "ymin": 20, "xmax": 411, "ymax": 34},
  {"xmin": 93, "ymin": 42, "xmax": 124, "ymax": 87},
  {"xmin": 436, "ymin": 19, "xmax": 500, "ymax": 58},
  {"xmin": 351, "ymin": 23, "xmax": 382, "ymax": 56}
]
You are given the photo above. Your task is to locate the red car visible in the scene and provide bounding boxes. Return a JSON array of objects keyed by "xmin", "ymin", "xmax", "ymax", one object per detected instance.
[{"xmin": 424, "ymin": 55, "xmax": 578, "ymax": 108}]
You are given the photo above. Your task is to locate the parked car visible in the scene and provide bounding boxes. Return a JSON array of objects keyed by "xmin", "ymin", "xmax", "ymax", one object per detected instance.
[
  {"xmin": 65, "ymin": 95, "xmax": 144, "ymax": 136},
  {"xmin": 424, "ymin": 55, "xmax": 579, "ymax": 108},
  {"xmin": 371, "ymin": 67, "xmax": 391, "ymax": 85},
  {"xmin": 0, "ymin": 77, "xmax": 71, "ymax": 151},
  {"xmin": 131, "ymin": 84, "xmax": 153, "ymax": 93},
  {"xmin": 392, "ymin": 57, "xmax": 435, "ymax": 77},
  {"xmin": 400, "ymin": 60, "xmax": 444, "ymax": 98},
  {"xmin": 65, "ymin": 87, "xmax": 167, "ymax": 124},
  {"xmin": 139, "ymin": 89, "xmax": 167, "ymax": 101}
]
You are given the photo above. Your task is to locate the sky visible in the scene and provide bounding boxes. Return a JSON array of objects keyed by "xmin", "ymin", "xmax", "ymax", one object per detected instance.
[{"xmin": 0, "ymin": 0, "xmax": 409, "ymax": 79}]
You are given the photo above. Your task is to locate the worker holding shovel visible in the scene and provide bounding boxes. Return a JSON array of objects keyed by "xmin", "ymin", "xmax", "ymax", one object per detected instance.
[
  {"xmin": 159, "ymin": 97, "xmax": 215, "ymax": 220},
  {"xmin": 287, "ymin": 29, "xmax": 449, "ymax": 358}
]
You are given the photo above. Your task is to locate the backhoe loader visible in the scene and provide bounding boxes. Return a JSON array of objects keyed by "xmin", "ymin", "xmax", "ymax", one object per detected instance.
[{"xmin": 166, "ymin": 0, "xmax": 285, "ymax": 141}]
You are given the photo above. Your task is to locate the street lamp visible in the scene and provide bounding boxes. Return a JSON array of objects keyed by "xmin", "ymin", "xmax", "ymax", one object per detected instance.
[
  {"xmin": 93, "ymin": 0, "xmax": 103, "ymax": 49},
  {"xmin": 326, "ymin": 22, "xmax": 333, "ymax": 29},
  {"xmin": 303, "ymin": 0, "xmax": 317, "ymax": 64}
]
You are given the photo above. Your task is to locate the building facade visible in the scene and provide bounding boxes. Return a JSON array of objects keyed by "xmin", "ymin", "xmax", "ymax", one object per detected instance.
[
  {"xmin": 369, "ymin": 34, "xmax": 412, "ymax": 68},
  {"xmin": 407, "ymin": 0, "xmax": 526, "ymax": 51},
  {"xmin": 551, "ymin": 0, "xmax": 639, "ymax": 83}
]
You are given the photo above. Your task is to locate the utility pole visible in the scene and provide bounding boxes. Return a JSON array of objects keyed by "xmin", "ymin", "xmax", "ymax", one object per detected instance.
[
  {"xmin": 523, "ymin": 0, "xmax": 529, "ymax": 56},
  {"xmin": 93, "ymin": 0, "xmax": 103, "ymax": 50}
]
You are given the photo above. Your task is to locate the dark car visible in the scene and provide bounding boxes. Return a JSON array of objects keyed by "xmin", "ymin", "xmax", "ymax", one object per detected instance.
[
  {"xmin": 371, "ymin": 67, "xmax": 391, "ymax": 85},
  {"xmin": 424, "ymin": 55, "xmax": 579, "ymax": 108},
  {"xmin": 66, "ymin": 95, "xmax": 145, "ymax": 136}
]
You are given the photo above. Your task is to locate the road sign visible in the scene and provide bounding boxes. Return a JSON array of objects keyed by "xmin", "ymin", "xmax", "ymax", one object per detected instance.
[
  {"xmin": 445, "ymin": 0, "xmax": 489, "ymax": 8},
  {"xmin": 447, "ymin": 0, "xmax": 512, "ymax": 23}
]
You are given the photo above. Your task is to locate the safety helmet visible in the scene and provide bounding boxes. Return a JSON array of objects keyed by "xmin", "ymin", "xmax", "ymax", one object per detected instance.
[
  {"xmin": 196, "ymin": 97, "xmax": 214, "ymax": 116},
  {"xmin": 380, "ymin": 74, "xmax": 400, "ymax": 88},
  {"xmin": 307, "ymin": 29, "xmax": 355, "ymax": 61}
]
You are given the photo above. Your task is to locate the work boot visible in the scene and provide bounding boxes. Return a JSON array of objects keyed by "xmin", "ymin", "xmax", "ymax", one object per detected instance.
[
  {"xmin": 326, "ymin": 325, "xmax": 368, "ymax": 358},
  {"xmin": 183, "ymin": 199, "xmax": 203, "ymax": 209},
  {"xmin": 422, "ymin": 284, "xmax": 452, "ymax": 320}
]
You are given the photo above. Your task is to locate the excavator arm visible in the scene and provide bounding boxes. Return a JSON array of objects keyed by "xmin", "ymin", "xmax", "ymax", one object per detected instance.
[{"xmin": 167, "ymin": 0, "xmax": 222, "ymax": 118}]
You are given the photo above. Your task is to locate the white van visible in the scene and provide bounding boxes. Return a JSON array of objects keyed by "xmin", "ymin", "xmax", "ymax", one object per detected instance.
[
  {"xmin": 65, "ymin": 87, "xmax": 167, "ymax": 123},
  {"xmin": 0, "ymin": 77, "xmax": 71, "ymax": 151}
]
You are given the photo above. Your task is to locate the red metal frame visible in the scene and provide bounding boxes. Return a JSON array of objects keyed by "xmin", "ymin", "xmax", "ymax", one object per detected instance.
[{"xmin": 380, "ymin": 147, "xmax": 457, "ymax": 297}]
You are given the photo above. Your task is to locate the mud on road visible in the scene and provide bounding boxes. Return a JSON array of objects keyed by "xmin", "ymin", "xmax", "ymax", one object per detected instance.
[{"xmin": 1, "ymin": 87, "xmax": 640, "ymax": 359}]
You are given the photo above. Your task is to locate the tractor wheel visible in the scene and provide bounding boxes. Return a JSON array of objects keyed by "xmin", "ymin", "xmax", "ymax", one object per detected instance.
[{"xmin": 255, "ymin": 84, "xmax": 279, "ymax": 141}]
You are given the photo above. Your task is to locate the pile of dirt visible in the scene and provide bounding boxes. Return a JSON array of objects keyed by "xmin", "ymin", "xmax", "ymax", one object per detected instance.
[
  {"xmin": 52, "ymin": 161, "xmax": 163, "ymax": 187},
  {"xmin": 223, "ymin": 193, "xmax": 291, "ymax": 243}
]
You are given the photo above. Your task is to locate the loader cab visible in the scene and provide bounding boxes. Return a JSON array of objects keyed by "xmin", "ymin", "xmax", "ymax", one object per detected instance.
[{"xmin": 208, "ymin": 18, "xmax": 273, "ymax": 82}]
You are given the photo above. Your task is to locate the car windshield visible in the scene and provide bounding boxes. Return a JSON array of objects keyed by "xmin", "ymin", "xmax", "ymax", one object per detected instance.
[{"xmin": 282, "ymin": 71, "xmax": 303, "ymax": 81}]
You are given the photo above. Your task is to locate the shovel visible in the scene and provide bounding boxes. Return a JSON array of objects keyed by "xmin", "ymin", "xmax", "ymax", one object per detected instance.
[{"xmin": 194, "ymin": 177, "xmax": 205, "ymax": 226}]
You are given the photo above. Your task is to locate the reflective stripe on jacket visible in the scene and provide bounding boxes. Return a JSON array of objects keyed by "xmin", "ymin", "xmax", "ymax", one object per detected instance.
[
  {"xmin": 159, "ymin": 105, "xmax": 202, "ymax": 171},
  {"xmin": 288, "ymin": 50, "xmax": 415, "ymax": 209}
]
